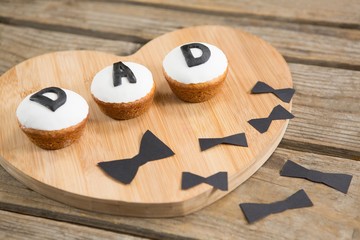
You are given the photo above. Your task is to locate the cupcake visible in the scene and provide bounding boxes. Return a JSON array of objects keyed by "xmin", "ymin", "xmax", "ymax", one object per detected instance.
[
  {"xmin": 16, "ymin": 87, "xmax": 89, "ymax": 150},
  {"xmin": 91, "ymin": 61, "xmax": 155, "ymax": 120},
  {"xmin": 163, "ymin": 42, "xmax": 228, "ymax": 102}
]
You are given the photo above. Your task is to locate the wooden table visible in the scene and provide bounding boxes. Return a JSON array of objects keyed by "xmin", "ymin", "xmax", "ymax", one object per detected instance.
[{"xmin": 0, "ymin": 1, "xmax": 359, "ymax": 239}]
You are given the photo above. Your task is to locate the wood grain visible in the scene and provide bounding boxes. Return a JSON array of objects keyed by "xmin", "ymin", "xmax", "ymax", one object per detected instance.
[
  {"xmin": 0, "ymin": 210, "xmax": 147, "ymax": 240},
  {"xmin": 129, "ymin": 0, "xmax": 360, "ymax": 28},
  {"xmin": 0, "ymin": 26, "xmax": 293, "ymax": 216},
  {"xmin": 1, "ymin": 148, "xmax": 359, "ymax": 240},
  {"xmin": 0, "ymin": 23, "xmax": 141, "ymax": 74},
  {"xmin": 285, "ymin": 63, "xmax": 360, "ymax": 158},
  {"xmin": 0, "ymin": 24, "xmax": 360, "ymax": 160},
  {"xmin": 1, "ymin": 24, "xmax": 359, "ymax": 159},
  {"xmin": 1, "ymin": 1, "xmax": 360, "ymax": 69}
]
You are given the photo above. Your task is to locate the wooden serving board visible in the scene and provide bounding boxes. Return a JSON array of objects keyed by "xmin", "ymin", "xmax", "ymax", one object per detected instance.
[{"xmin": 0, "ymin": 26, "xmax": 292, "ymax": 217}]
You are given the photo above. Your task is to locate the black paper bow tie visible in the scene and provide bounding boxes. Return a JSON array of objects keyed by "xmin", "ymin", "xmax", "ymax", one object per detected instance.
[
  {"xmin": 280, "ymin": 160, "xmax": 352, "ymax": 194},
  {"xmin": 251, "ymin": 81, "xmax": 295, "ymax": 103},
  {"xmin": 248, "ymin": 105, "xmax": 294, "ymax": 133},
  {"xmin": 239, "ymin": 189, "xmax": 313, "ymax": 223},
  {"xmin": 199, "ymin": 133, "xmax": 248, "ymax": 151},
  {"xmin": 98, "ymin": 130, "xmax": 175, "ymax": 184},
  {"xmin": 181, "ymin": 172, "xmax": 228, "ymax": 191}
]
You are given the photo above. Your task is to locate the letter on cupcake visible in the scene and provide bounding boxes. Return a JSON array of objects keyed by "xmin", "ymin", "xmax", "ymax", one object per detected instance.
[
  {"xmin": 30, "ymin": 87, "xmax": 67, "ymax": 112},
  {"xmin": 180, "ymin": 43, "xmax": 211, "ymax": 67},
  {"xmin": 113, "ymin": 61, "xmax": 137, "ymax": 86}
]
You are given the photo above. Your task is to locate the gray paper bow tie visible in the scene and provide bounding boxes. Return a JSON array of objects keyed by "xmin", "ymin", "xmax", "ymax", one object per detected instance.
[
  {"xmin": 182, "ymin": 172, "xmax": 228, "ymax": 191},
  {"xmin": 240, "ymin": 189, "xmax": 313, "ymax": 223},
  {"xmin": 199, "ymin": 133, "xmax": 248, "ymax": 151},
  {"xmin": 280, "ymin": 160, "xmax": 352, "ymax": 193},
  {"xmin": 248, "ymin": 105, "xmax": 294, "ymax": 133},
  {"xmin": 251, "ymin": 81, "xmax": 295, "ymax": 103}
]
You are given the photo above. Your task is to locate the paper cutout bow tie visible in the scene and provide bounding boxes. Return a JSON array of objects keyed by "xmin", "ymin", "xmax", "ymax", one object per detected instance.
[
  {"xmin": 98, "ymin": 130, "xmax": 175, "ymax": 184},
  {"xmin": 239, "ymin": 189, "xmax": 313, "ymax": 223},
  {"xmin": 181, "ymin": 172, "xmax": 228, "ymax": 191},
  {"xmin": 251, "ymin": 81, "xmax": 295, "ymax": 103},
  {"xmin": 199, "ymin": 133, "xmax": 248, "ymax": 151},
  {"xmin": 248, "ymin": 105, "xmax": 294, "ymax": 133},
  {"xmin": 280, "ymin": 160, "xmax": 352, "ymax": 194}
]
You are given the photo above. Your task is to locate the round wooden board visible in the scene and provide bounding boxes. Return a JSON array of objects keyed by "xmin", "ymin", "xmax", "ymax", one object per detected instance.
[{"xmin": 0, "ymin": 26, "xmax": 292, "ymax": 217}]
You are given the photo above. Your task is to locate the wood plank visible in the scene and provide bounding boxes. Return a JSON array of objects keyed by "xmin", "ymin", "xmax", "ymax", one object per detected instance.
[
  {"xmin": 0, "ymin": 23, "xmax": 141, "ymax": 75},
  {"xmin": 0, "ymin": 148, "xmax": 359, "ymax": 239},
  {"xmin": 1, "ymin": 1, "xmax": 360, "ymax": 69},
  {"xmin": 284, "ymin": 64, "xmax": 360, "ymax": 159},
  {"xmin": 1, "ymin": 24, "xmax": 359, "ymax": 158},
  {"xmin": 0, "ymin": 210, "xmax": 147, "ymax": 240},
  {"xmin": 128, "ymin": 0, "xmax": 360, "ymax": 28}
]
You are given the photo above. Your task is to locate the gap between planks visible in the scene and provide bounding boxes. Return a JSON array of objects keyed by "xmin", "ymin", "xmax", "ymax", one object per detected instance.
[
  {"xmin": 284, "ymin": 56, "xmax": 360, "ymax": 72},
  {"xmin": 0, "ymin": 16, "xmax": 359, "ymax": 72},
  {"xmin": 0, "ymin": 210, "xmax": 150, "ymax": 240},
  {"xmin": 279, "ymin": 139, "xmax": 360, "ymax": 161},
  {"xmin": 120, "ymin": 0, "xmax": 360, "ymax": 30},
  {"xmin": 1, "ymin": 2, "xmax": 360, "ymax": 71},
  {"xmin": 0, "ymin": 206, "xmax": 192, "ymax": 240},
  {"xmin": 0, "ymin": 16, "xmax": 148, "ymax": 44}
]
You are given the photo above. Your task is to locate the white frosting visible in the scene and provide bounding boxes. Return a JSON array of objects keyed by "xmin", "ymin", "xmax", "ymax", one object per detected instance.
[
  {"xmin": 16, "ymin": 89, "xmax": 89, "ymax": 131},
  {"xmin": 163, "ymin": 42, "xmax": 228, "ymax": 84},
  {"xmin": 91, "ymin": 62, "xmax": 154, "ymax": 103}
]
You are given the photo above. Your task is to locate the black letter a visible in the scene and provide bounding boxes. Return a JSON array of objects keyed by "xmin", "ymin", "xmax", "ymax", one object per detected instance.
[{"xmin": 113, "ymin": 61, "xmax": 137, "ymax": 86}]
